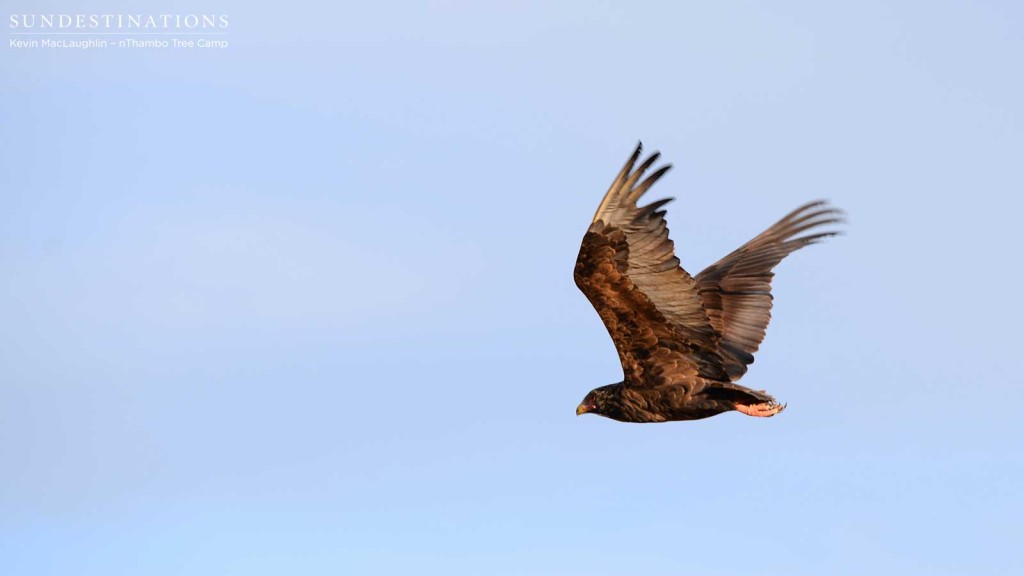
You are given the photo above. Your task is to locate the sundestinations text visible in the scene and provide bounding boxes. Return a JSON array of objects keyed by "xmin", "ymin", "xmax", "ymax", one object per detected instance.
[{"xmin": 9, "ymin": 14, "xmax": 229, "ymax": 30}]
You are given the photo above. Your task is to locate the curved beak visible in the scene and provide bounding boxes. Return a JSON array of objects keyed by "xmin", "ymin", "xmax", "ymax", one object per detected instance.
[{"xmin": 576, "ymin": 403, "xmax": 589, "ymax": 416}]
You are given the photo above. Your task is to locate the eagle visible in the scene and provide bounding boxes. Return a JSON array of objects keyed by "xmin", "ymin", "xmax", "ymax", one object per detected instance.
[{"xmin": 574, "ymin": 143, "xmax": 842, "ymax": 423}]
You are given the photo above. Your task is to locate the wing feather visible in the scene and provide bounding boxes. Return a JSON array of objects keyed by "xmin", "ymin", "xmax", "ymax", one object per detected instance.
[
  {"xmin": 695, "ymin": 201, "xmax": 844, "ymax": 380},
  {"xmin": 576, "ymin": 144, "xmax": 728, "ymax": 387}
]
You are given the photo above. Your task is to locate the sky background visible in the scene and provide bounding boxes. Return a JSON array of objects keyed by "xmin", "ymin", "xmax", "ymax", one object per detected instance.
[{"xmin": 2, "ymin": 1, "xmax": 1022, "ymax": 574}]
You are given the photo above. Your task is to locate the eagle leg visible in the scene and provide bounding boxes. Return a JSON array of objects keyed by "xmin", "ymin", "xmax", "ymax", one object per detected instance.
[{"xmin": 734, "ymin": 401, "xmax": 787, "ymax": 418}]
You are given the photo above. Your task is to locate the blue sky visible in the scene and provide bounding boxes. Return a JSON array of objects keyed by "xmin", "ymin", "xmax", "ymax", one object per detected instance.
[{"xmin": 2, "ymin": 1, "xmax": 1022, "ymax": 574}]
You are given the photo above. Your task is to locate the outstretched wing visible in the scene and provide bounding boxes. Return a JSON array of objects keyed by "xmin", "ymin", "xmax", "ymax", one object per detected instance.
[
  {"xmin": 574, "ymin": 144, "xmax": 728, "ymax": 387},
  {"xmin": 695, "ymin": 201, "xmax": 844, "ymax": 380}
]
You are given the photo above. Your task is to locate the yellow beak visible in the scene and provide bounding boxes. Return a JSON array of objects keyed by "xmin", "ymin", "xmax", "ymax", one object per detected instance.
[{"xmin": 576, "ymin": 403, "xmax": 589, "ymax": 416}]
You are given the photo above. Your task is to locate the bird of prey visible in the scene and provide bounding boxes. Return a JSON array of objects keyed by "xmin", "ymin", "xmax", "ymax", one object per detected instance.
[{"xmin": 574, "ymin": 143, "xmax": 842, "ymax": 423}]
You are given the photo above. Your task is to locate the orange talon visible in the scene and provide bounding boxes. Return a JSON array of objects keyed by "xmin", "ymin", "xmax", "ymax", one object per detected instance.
[{"xmin": 735, "ymin": 401, "xmax": 787, "ymax": 418}]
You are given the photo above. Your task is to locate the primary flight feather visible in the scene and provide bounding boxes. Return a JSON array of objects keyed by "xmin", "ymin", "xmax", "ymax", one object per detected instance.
[{"xmin": 574, "ymin": 143, "xmax": 842, "ymax": 423}]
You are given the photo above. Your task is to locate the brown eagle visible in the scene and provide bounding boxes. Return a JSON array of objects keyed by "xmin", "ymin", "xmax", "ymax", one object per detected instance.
[{"xmin": 574, "ymin": 143, "xmax": 842, "ymax": 423}]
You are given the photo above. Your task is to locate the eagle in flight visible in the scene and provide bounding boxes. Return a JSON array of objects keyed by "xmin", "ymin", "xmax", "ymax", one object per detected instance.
[{"xmin": 574, "ymin": 143, "xmax": 842, "ymax": 423}]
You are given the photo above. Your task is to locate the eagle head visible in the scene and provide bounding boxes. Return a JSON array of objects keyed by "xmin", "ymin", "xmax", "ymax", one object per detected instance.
[{"xmin": 576, "ymin": 384, "xmax": 623, "ymax": 418}]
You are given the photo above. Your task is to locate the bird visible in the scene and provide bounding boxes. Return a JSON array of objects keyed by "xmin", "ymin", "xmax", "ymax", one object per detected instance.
[{"xmin": 574, "ymin": 143, "xmax": 842, "ymax": 423}]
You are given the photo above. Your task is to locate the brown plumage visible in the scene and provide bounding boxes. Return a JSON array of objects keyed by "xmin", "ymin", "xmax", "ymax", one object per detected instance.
[{"xmin": 574, "ymin": 143, "xmax": 842, "ymax": 423}]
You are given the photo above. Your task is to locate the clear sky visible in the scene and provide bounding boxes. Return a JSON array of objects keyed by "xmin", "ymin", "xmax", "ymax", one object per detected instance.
[{"xmin": 2, "ymin": 1, "xmax": 1022, "ymax": 575}]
